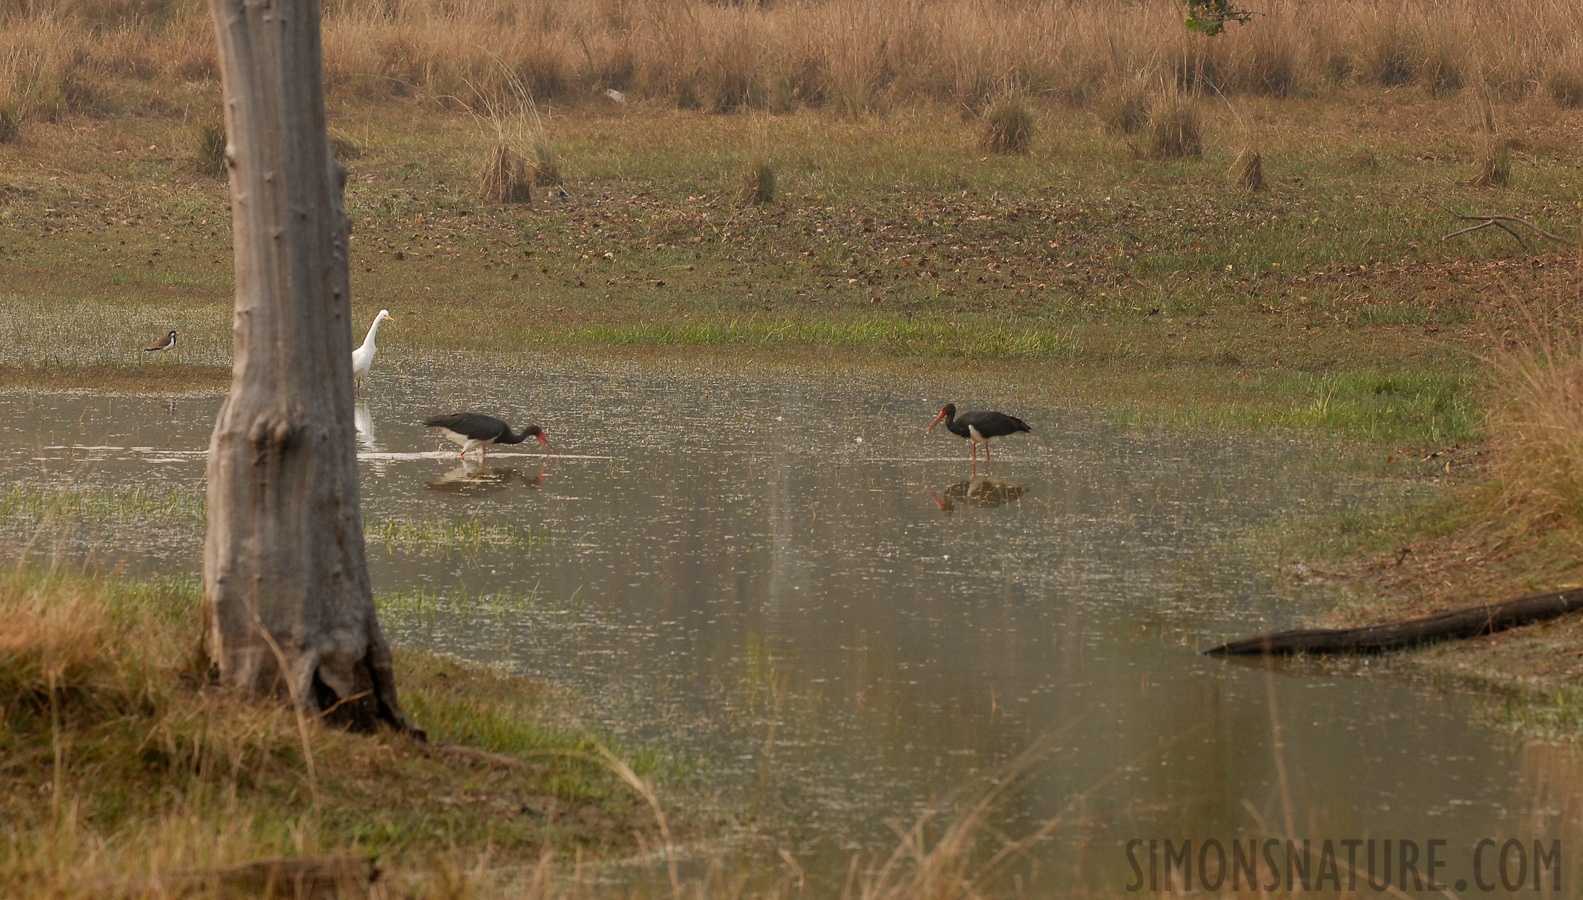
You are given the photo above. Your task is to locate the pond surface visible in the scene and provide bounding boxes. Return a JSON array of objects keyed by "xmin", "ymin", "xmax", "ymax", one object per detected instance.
[{"xmin": 3, "ymin": 359, "xmax": 1579, "ymax": 894}]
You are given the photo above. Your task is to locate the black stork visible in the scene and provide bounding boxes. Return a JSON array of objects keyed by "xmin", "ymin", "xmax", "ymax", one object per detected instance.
[
  {"xmin": 423, "ymin": 413, "xmax": 553, "ymax": 461},
  {"xmin": 145, "ymin": 330, "xmax": 177, "ymax": 353},
  {"xmin": 926, "ymin": 403, "xmax": 1030, "ymax": 467}
]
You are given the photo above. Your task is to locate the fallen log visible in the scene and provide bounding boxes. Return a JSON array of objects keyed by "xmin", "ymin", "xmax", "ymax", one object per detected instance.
[{"xmin": 1203, "ymin": 587, "xmax": 1583, "ymax": 657}]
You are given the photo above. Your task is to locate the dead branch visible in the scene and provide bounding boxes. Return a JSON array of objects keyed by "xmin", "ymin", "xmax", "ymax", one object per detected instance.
[
  {"xmin": 1428, "ymin": 198, "xmax": 1575, "ymax": 250},
  {"xmin": 1202, "ymin": 586, "xmax": 1583, "ymax": 656}
]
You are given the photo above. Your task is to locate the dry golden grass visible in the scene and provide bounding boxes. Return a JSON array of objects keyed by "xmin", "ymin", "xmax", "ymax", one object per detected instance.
[
  {"xmin": 7, "ymin": 0, "xmax": 1583, "ymax": 124},
  {"xmin": 1545, "ymin": 47, "xmax": 1583, "ymax": 108},
  {"xmin": 1487, "ymin": 332, "xmax": 1583, "ymax": 538},
  {"xmin": 0, "ymin": 568, "xmax": 683, "ymax": 898}
]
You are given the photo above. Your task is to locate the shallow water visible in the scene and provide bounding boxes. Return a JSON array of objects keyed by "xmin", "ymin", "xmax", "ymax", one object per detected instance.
[{"xmin": 3, "ymin": 359, "xmax": 1579, "ymax": 894}]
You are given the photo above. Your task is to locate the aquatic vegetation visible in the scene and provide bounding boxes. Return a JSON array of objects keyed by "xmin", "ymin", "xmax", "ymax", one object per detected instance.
[
  {"xmin": 0, "ymin": 483, "xmax": 205, "ymax": 528},
  {"xmin": 366, "ymin": 516, "xmax": 552, "ymax": 556}
]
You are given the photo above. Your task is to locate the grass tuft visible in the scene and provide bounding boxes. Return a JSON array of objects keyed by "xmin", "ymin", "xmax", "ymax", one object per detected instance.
[
  {"xmin": 1097, "ymin": 75, "xmax": 1150, "ymax": 135},
  {"xmin": 737, "ymin": 157, "xmax": 776, "ymax": 206},
  {"xmin": 1231, "ymin": 147, "xmax": 1264, "ymax": 190},
  {"xmin": 531, "ymin": 140, "xmax": 562, "ymax": 187},
  {"xmin": 1148, "ymin": 90, "xmax": 1202, "ymax": 159},
  {"xmin": 1546, "ymin": 49, "xmax": 1583, "ymax": 108},
  {"xmin": 979, "ymin": 94, "xmax": 1033, "ymax": 154},
  {"xmin": 194, "ymin": 120, "xmax": 226, "ymax": 177},
  {"xmin": 1464, "ymin": 137, "xmax": 1510, "ymax": 188},
  {"xmin": 479, "ymin": 142, "xmax": 531, "ymax": 203},
  {"xmin": 0, "ymin": 107, "xmax": 18, "ymax": 143}
]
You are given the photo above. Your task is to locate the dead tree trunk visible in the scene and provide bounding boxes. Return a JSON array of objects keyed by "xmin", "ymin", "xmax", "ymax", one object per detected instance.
[{"xmin": 203, "ymin": 0, "xmax": 419, "ymax": 734}]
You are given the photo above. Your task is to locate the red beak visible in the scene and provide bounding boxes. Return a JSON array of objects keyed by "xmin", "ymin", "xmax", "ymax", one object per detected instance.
[
  {"xmin": 536, "ymin": 431, "xmax": 553, "ymax": 450},
  {"xmin": 926, "ymin": 409, "xmax": 948, "ymax": 433}
]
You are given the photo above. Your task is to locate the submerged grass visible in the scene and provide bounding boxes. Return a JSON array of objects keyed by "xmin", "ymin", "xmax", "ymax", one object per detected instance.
[
  {"xmin": 367, "ymin": 516, "xmax": 552, "ymax": 556},
  {"xmin": 0, "ymin": 483, "xmax": 205, "ymax": 527}
]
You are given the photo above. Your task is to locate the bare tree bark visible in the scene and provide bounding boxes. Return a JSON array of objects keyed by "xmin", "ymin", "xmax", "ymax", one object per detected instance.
[{"xmin": 203, "ymin": 0, "xmax": 420, "ymax": 735}]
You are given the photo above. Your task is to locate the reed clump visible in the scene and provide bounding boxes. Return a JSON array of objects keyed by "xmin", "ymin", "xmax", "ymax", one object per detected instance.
[
  {"xmin": 1148, "ymin": 90, "xmax": 1202, "ymax": 159},
  {"xmin": 1465, "ymin": 137, "xmax": 1511, "ymax": 188},
  {"xmin": 479, "ymin": 142, "xmax": 531, "ymax": 203},
  {"xmin": 1231, "ymin": 148, "xmax": 1264, "ymax": 190},
  {"xmin": 737, "ymin": 157, "xmax": 776, "ymax": 205},
  {"xmin": 531, "ymin": 141, "xmax": 562, "ymax": 187},
  {"xmin": 979, "ymin": 93, "xmax": 1033, "ymax": 154},
  {"xmin": 1097, "ymin": 75, "xmax": 1150, "ymax": 135},
  {"xmin": 1544, "ymin": 52, "xmax": 1583, "ymax": 108},
  {"xmin": 194, "ymin": 120, "xmax": 226, "ymax": 177}
]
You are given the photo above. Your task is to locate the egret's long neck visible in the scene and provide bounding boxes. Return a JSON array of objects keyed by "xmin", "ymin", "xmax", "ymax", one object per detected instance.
[{"xmin": 359, "ymin": 317, "xmax": 383, "ymax": 352}]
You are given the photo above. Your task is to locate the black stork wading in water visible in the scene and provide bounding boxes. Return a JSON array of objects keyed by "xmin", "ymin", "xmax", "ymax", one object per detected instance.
[
  {"xmin": 927, "ymin": 403, "xmax": 1031, "ymax": 469},
  {"xmin": 424, "ymin": 413, "xmax": 554, "ymax": 461}
]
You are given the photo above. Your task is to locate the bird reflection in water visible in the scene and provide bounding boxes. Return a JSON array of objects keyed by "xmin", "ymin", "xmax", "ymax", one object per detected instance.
[
  {"xmin": 927, "ymin": 477, "xmax": 1029, "ymax": 514},
  {"xmin": 354, "ymin": 401, "xmax": 387, "ymax": 477},
  {"xmin": 424, "ymin": 459, "xmax": 547, "ymax": 494}
]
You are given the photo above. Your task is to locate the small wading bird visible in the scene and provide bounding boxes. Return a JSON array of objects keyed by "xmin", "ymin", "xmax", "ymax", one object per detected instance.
[
  {"xmin": 145, "ymin": 330, "xmax": 177, "ymax": 353},
  {"xmin": 351, "ymin": 309, "xmax": 394, "ymax": 384},
  {"xmin": 927, "ymin": 403, "xmax": 1031, "ymax": 468},
  {"xmin": 424, "ymin": 413, "xmax": 553, "ymax": 461}
]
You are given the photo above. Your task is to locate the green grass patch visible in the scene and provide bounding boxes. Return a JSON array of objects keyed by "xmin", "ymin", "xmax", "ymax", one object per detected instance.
[
  {"xmin": 3, "ymin": 95, "xmax": 1574, "ymax": 445},
  {"xmin": 579, "ymin": 316, "xmax": 1079, "ymax": 359}
]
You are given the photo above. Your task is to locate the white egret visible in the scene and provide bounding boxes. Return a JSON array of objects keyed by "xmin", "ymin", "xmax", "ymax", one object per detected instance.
[{"xmin": 351, "ymin": 309, "xmax": 393, "ymax": 385}]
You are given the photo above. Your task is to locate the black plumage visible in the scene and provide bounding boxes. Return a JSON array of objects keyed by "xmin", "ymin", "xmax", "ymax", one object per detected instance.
[
  {"xmin": 926, "ymin": 403, "xmax": 1030, "ymax": 466},
  {"xmin": 423, "ymin": 413, "xmax": 552, "ymax": 460}
]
